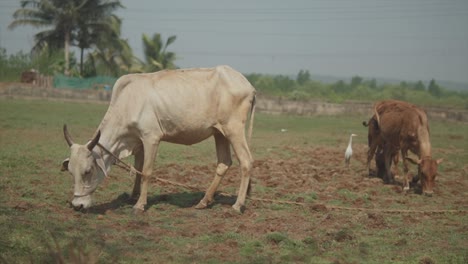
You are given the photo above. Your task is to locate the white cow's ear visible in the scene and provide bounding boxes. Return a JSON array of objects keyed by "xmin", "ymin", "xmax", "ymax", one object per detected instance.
[
  {"xmin": 61, "ymin": 159, "xmax": 70, "ymax": 172},
  {"xmin": 95, "ymin": 157, "xmax": 108, "ymax": 177}
]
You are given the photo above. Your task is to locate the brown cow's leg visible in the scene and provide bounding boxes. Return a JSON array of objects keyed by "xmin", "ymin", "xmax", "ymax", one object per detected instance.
[
  {"xmin": 229, "ymin": 129, "xmax": 253, "ymax": 213},
  {"xmin": 401, "ymin": 151, "xmax": 411, "ymax": 192},
  {"xmin": 375, "ymin": 147, "xmax": 386, "ymax": 179},
  {"xmin": 365, "ymin": 120, "xmax": 377, "ymax": 176},
  {"xmin": 133, "ymin": 139, "xmax": 159, "ymax": 213},
  {"xmin": 367, "ymin": 142, "xmax": 378, "ymax": 176},
  {"xmin": 383, "ymin": 146, "xmax": 394, "ymax": 184},
  {"xmin": 195, "ymin": 133, "xmax": 232, "ymax": 209}
]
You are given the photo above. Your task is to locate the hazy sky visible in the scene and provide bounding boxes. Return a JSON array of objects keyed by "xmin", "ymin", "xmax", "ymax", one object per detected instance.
[{"xmin": 1, "ymin": 0, "xmax": 467, "ymax": 83}]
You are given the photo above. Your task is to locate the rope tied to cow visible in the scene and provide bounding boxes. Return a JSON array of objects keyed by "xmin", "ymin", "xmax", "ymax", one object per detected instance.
[{"xmin": 97, "ymin": 143, "xmax": 467, "ymax": 215}]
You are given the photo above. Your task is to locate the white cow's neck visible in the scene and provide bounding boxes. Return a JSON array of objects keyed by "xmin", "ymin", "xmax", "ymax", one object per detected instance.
[
  {"xmin": 95, "ymin": 120, "xmax": 124, "ymax": 173},
  {"xmin": 96, "ymin": 118, "xmax": 138, "ymax": 174}
]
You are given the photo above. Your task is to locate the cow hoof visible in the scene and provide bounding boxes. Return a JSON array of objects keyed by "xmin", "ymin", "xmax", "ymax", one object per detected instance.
[
  {"xmin": 132, "ymin": 204, "xmax": 145, "ymax": 215},
  {"xmin": 232, "ymin": 204, "xmax": 244, "ymax": 214},
  {"xmin": 194, "ymin": 200, "xmax": 208, "ymax": 209},
  {"xmin": 133, "ymin": 208, "xmax": 145, "ymax": 215}
]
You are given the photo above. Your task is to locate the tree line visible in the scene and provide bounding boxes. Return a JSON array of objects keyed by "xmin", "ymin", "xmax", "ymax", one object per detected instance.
[{"xmin": 245, "ymin": 71, "xmax": 468, "ymax": 109}]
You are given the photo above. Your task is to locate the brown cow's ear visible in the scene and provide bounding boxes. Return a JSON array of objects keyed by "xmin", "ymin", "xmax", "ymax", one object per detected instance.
[
  {"xmin": 61, "ymin": 158, "xmax": 70, "ymax": 172},
  {"xmin": 406, "ymin": 157, "xmax": 420, "ymax": 165},
  {"xmin": 436, "ymin": 158, "xmax": 443, "ymax": 164}
]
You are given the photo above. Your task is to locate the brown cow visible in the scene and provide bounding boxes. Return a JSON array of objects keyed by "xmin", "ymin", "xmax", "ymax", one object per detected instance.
[
  {"xmin": 365, "ymin": 100, "xmax": 442, "ymax": 195},
  {"xmin": 363, "ymin": 116, "xmax": 399, "ymax": 182}
]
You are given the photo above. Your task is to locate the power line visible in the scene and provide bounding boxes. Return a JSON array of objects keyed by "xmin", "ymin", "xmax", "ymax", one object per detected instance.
[
  {"xmin": 174, "ymin": 50, "xmax": 467, "ymax": 59},
  {"xmin": 138, "ymin": 27, "xmax": 468, "ymax": 41}
]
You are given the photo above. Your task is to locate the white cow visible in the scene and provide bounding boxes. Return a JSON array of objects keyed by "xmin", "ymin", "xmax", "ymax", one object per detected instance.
[{"xmin": 62, "ymin": 65, "xmax": 256, "ymax": 213}]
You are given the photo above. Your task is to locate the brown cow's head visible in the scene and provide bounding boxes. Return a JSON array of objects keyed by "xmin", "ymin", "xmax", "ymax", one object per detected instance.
[
  {"xmin": 406, "ymin": 157, "xmax": 443, "ymax": 196},
  {"xmin": 61, "ymin": 125, "xmax": 107, "ymax": 211}
]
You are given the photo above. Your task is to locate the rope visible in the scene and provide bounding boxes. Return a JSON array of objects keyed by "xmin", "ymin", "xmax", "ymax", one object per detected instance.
[{"xmin": 97, "ymin": 143, "xmax": 467, "ymax": 215}]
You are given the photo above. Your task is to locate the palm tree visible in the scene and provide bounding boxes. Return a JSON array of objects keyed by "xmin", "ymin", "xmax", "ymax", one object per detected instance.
[
  {"xmin": 9, "ymin": 0, "xmax": 122, "ymax": 76},
  {"xmin": 75, "ymin": 1, "xmax": 122, "ymax": 75},
  {"xmin": 142, "ymin": 33, "xmax": 177, "ymax": 72},
  {"xmin": 83, "ymin": 14, "xmax": 140, "ymax": 77}
]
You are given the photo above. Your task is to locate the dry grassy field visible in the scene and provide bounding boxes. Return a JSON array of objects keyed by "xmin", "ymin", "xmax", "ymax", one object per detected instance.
[{"xmin": 0, "ymin": 99, "xmax": 467, "ymax": 263}]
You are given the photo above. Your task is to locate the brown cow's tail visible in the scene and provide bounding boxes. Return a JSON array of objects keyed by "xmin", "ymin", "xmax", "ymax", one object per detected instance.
[
  {"xmin": 373, "ymin": 103, "xmax": 381, "ymax": 126},
  {"xmin": 247, "ymin": 94, "xmax": 256, "ymax": 146}
]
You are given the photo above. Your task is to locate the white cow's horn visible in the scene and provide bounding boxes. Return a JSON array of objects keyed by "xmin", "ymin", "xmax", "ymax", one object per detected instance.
[
  {"xmin": 87, "ymin": 130, "xmax": 101, "ymax": 151},
  {"xmin": 63, "ymin": 124, "xmax": 74, "ymax": 147}
]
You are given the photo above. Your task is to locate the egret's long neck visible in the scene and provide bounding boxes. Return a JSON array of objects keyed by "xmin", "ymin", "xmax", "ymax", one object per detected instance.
[{"xmin": 348, "ymin": 135, "xmax": 353, "ymax": 147}]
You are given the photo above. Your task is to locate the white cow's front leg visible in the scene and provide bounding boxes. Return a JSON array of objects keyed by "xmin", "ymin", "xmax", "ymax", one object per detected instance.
[
  {"xmin": 133, "ymin": 140, "xmax": 159, "ymax": 213},
  {"xmin": 131, "ymin": 148, "xmax": 144, "ymax": 200}
]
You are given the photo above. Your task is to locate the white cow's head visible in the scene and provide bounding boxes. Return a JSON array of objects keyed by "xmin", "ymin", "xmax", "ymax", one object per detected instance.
[{"xmin": 62, "ymin": 125, "xmax": 107, "ymax": 211}]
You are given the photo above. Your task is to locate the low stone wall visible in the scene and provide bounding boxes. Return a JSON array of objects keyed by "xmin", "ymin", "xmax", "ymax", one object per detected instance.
[
  {"xmin": 0, "ymin": 83, "xmax": 111, "ymax": 102},
  {"xmin": 257, "ymin": 97, "xmax": 371, "ymax": 116},
  {"xmin": 257, "ymin": 96, "xmax": 468, "ymax": 122},
  {"xmin": 1, "ymin": 83, "xmax": 467, "ymax": 122}
]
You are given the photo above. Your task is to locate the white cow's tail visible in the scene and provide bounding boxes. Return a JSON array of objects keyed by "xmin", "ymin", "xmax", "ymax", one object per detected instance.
[
  {"xmin": 247, "ymin": 94, "xmax": 256, "ymax": 145},
  {"xmin": 246, "ymin": 94, "xmax": 256, "ymax": 197}
]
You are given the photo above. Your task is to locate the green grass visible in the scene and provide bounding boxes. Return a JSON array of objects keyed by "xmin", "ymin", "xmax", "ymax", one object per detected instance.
[{"xmin": 0, "ymin": 98, "xmax": 467, "ymax": 263}]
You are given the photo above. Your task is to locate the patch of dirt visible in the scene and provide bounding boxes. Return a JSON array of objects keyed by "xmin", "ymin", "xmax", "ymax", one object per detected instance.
[
  {"xmin": 7, "ymin": 144, "xmax": 466, "ymax": 263},
  {"xmin": 84, "ymin": 145, "xmax": 465, "ymax": 242}
]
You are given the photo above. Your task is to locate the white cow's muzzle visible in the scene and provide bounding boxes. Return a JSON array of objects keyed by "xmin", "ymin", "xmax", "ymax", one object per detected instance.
[{"xmin": 71, "ymin": 195, "xmax": 92, "ymax": 210}]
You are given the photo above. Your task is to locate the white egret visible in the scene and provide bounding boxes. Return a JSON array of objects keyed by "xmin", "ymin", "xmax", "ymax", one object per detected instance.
[{"xmin": 345, "ymin": 134, "xmax": 357, "ymax": 167}]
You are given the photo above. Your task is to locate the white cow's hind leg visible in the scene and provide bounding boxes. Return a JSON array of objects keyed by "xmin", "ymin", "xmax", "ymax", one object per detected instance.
[
  {"xmin": 229, "ymin": 131, "xmax": 253, "ymax": 213},
  {"xmin": 196, "ymin": 133, "xmax": 232, "ymax": 209}
]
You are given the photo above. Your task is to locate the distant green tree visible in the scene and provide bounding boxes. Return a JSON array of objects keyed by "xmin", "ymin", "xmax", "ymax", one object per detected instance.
[
  {"xmin": 31, "ymin": 45, "xmax": 67, "ymax": 75},
  {"xmin": 350, "ymin": 76, "xmax": 363, "ymax": 88},
  {"xmin": 367, "ymin": 78, "xmax": 377, "ymax": 89},
  {"xmin": 84, "ymin": 17, "xmax": 136, "ymax": 77},
  {"xmin": 0, "ymin": 48, "xmax": 30, "ymax": 81},
  {"xmin": 400, "ymin": 81, "xmax": 408, "ymax": 89},
  {"xmin": 275, "ymin": 75, "xmax": 295, "ymax": 92},
  {"xmin": 414, "ymin": 80, "xmax": 426, "ymax": 91},
  {"xmin": 245, "ymin": 73, "xmax": 262, "ymax": 86},
  {"xmin": 428, "ymin": 79, "xmax": 442, "ymax": 97},
  {"xmin": 332, "ymin": 80, "xmax": 347, "ymax": 93},
  {"xmin": 142, "ymin": 33, "xmax": 177, "ymax": 72},
  {"xmin": 296, "ymin": 69, "xmax": 311, "ymax": 85},
  {"xmin": 253, "ymin": 75, "xmax": 275, "ymax": 94},
  {"xmin": 391, "ymin": 86, "xmax": 407, "ymax": 100}
]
